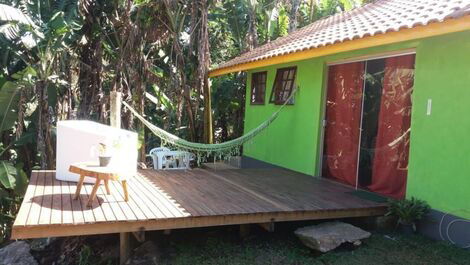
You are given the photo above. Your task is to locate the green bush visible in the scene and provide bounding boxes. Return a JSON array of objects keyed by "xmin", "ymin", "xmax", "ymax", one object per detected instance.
[
  {"xmin": 387, "ymin": 197, "xmax": 430, "ymax": 231},
  {"xmin": 0, "ymin": 160, "xmax": 28, "ymax": 244}
]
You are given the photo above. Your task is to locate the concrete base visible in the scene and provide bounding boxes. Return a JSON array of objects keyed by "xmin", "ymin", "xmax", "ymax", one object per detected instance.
[
  {"xmin": 417, "ymin": 209, "xmax": 470, "ymax": 248},
  {"xmin": 240, "ymin": 156, "xmax": 285, "ymax": 169},
  {"xmin": 241, "ymin": 156, "xmax": 470, "ymax": 249}
]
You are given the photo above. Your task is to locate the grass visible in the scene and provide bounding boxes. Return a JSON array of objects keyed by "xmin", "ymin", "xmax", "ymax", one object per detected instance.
[
  {"xmin": 155, "ymin": 222, "xmax": 470, "ymax": 265},
  {"xmin": 32, "ymin": 221, "xmax": 470, "ymax": 265}
]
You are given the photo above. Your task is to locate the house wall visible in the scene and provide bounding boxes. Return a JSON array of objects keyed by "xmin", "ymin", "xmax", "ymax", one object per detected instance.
[{"xmin": 242, "ymin": 31, "xmax": 470, "ymax": 219}]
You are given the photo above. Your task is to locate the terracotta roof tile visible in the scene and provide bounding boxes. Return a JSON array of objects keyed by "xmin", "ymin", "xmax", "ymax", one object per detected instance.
[{"xmin": 214, "ymin": 0, "xmax": 470, "ymax": 71}]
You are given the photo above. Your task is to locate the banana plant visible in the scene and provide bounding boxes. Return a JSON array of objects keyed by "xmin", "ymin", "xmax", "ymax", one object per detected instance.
[
  {"xmin": 0, "ymin": 1, "xmax": 80, "ymax": 241},
  {"xmin": 0, "ymin": 1, "xmax": 81, "ymax": 169}
]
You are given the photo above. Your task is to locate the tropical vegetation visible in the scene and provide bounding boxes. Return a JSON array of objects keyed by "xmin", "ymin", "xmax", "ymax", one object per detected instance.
[{"xmin": 0, "ymin": 0, "xmax": 366, "ymax": 243}]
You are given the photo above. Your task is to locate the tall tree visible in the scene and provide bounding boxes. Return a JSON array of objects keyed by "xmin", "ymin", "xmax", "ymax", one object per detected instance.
[
  {"xmin": 196, "ymin": 0, "xmax": 213, "ymax": 143},
  {"xmin": 288, "ymin": 0, "xmax": 302, "ymax": 32},
  {"xmin": 245, "ymin": 0, "xmax": 258, "ymax": 50}
]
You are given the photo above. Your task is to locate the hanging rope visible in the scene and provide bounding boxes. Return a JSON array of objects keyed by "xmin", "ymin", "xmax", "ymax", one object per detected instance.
[{"xmin": 123, "ymin": 88, "xmax": 298, "ymax": 160}]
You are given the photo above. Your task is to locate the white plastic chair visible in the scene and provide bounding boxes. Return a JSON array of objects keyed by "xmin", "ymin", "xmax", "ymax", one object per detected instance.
[
  {"xmin": 148, "ymin": 147, "xmax": 193, "ymax": 170},
  {"xmin": 158, "ymin": 151, "xmax": 192, "ymax": 170},
  {"xmin": 147, "ymin": 147, "xmax": 170, "ymax": 169}
]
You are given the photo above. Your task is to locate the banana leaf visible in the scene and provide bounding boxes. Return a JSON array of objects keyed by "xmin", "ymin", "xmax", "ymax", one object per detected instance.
[
  {"xmin": 0, "ymin": 160, "xmax": 17, "ymax": 189},
  {"xmin": 0, "ymin": 81, "xmax": 20, "ymax": 132}
]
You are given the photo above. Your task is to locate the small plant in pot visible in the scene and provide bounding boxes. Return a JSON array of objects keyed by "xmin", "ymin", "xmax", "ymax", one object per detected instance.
[
  {"xmin": 386, "ymin": 197, "xmax": 430, "ymax": 235},
  {"xmin": 98, "ymin": 143, "xmax": 112, "ymax": 167}
]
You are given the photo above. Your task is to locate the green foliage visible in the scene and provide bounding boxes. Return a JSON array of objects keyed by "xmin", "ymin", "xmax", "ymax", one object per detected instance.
[
  {"xmin": 0, "ymin": 0, "xmax": 366, "ymax": 245},
  {"xmin": 387, "ymin": 197, "xmax": 430, "ymax": 230},
  {"xmin": 275, "ymin": 7, "xmax": 289, "ymax": 38},
  {"xmin": 78, "ymin": 245, "xmax": 92, "ymax": 265},
  {"xmin": 0, "ymin": 81, "xmax": 20, "ymax": 132},
  {"xmin": 0, "ymin": 161, "xmax": 17, "ymax": 189},
  {"xmin": 0, "ymin": 160, "xmax": 28, "ymax": 243}
]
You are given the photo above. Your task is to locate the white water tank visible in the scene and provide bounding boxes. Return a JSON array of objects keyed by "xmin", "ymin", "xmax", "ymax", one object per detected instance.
[{"xmin": 56, "ymin": 120, "xmax": 138, "ymax": 183}]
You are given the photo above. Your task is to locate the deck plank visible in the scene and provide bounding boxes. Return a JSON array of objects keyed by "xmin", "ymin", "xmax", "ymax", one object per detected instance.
[
  {"xmin": 104, "ymin": 180, "xmax": 137, "ymax": 221},
  {"xmin": 184, "ymin": 169, "xmax": 273, "ymax": 213},
  {"xmin": 96, "ymin": 184, "xmax": 117, "ymax": 222},
  {"xmin": 12, "ymin": 168, "xmax": 387, "ymax": 240},
  {"xmin": 67, "ymin": 180, "xmax": 85, "ymax": 224},
  {"xmin": 134, "ymin": 171, "xmax": 188, "ymax": 218},
  {"xmin": 97, "ymin": 183, "xmax": 128, "ymax": 221},
  {"xmin": 38, "ymin": 171, "xmax": 53, "ymax": 225},
  {"xmin": 124, "ymin": 175, "xmax": 158, "ymax": 219},
  {"xmin": 79, "ymin": 183, "xmax": 96, "ymax": 223},
  {"xmin": 109, "ymin": 179, "xmax": 147, "ymax": 220},
  {"xmin": 13, "ymin": 171, "xmax": 39, "ymax": 226},
  {"xmin": 83, "ymin": 181, "xmax": 107, "ymax": 222},
  {"xmin": 50, "ymin": 173, "xmax": 63, "ymax": 225},
  {"xmin": 126, "ymin": 174, "xmax": 168, "ymax": 219},
  {"xmin": 60, "ymin": 179, "xmax": 74, "ymax": 224},
  {"xmin": 226, "ymin": 169, "xmax": 381, "ymax": 209},
  {"xmin": 26, "ymin": 171, "xmax": 45, "ymax": 226}
]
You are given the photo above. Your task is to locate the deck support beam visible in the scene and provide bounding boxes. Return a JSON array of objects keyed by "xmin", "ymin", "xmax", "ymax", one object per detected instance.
[
  {"xmin": 132, "ymin": 229, "xmax": 145, "ymax": 243},
  {"xmin": 120, "ymin": 232, "xmax": 131, "ymax": 265},
  {"xmin": 257, "ymin": 222, "xmax": 275, "ymax": 232}
]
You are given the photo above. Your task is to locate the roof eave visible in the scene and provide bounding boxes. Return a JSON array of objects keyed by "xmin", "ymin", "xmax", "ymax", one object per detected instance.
[{"xmin": 209, "ymin": 15, "xmax": 470, "ymax": 78}]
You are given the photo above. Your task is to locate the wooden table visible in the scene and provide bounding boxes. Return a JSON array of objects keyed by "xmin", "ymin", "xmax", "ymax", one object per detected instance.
[{"xmin": 69, "ymin": 163, "xmax": 129, "ymax": 207}]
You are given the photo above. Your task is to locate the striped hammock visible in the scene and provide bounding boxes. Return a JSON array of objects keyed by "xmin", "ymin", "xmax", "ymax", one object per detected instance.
[{"xmin": 123, "ymin": 88, "xmax": 297, "ymax": 161}]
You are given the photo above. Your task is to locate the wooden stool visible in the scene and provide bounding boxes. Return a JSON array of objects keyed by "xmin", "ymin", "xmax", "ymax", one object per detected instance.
[{"xmin": 69, "ymin": 163, "xmax": 129, "ymax": 207}]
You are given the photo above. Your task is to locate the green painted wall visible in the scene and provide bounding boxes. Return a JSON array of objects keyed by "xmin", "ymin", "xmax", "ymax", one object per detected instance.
[
  {"xmin": 406, "ymin": 31, "xmax": 470, "ymax": 219},
  {"xmin": 242, "ymin": 31, "xmax": 470, "ymax": 219}
]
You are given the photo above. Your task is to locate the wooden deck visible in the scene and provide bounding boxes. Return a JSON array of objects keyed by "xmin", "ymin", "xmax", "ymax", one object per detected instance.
[{"xmin": 12, "ymin": 168, "xmax": 386, "ymax": 239}]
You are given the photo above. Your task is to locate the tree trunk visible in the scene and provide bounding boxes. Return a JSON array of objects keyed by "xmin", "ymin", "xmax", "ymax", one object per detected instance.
[
  {"xmin": 288, "ymin": 0, "xmax": 302, "ymax": 32},
  {"xmin": 198, "ymin": 0, "xmax": 213, "ymax": 144},
  {"xmin": 36, "ymin": 80, "xmax": 54, "ymax": 169},
  {"xmin": 77, "ymin": 19, "xmax": 104, "ymax": 121},
  {"xmin": 246, "ymin": 1, "xmax": 258, "ymax": 51}
]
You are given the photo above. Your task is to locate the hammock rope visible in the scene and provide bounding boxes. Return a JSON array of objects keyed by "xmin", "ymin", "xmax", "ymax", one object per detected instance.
[{"xmin": 123, "ymin": 88, "xmax": 298, "ymax": 159}]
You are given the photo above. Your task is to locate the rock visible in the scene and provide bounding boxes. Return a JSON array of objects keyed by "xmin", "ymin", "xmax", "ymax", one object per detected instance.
[
  {"xmin": 0, "ymin": 241, "xmax": 38, "ymax": 265},
  {"xmin": 125, "ymin": 241, "xmax": 160, "ymax": 265},
  {"xmin": 30, "ymin": 237, "xmax": 57, "ymax": 251},
  {"xmin": 295, "ymin": 221, "xmax": 371, "ymax": 252}
]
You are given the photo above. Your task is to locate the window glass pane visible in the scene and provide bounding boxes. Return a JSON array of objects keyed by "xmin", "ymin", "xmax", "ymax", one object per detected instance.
[
  {"xmin": 288, "ymin": 69, "xmax": 295, "ymax": 79},
  {"xmin": 271, "ymin": 68, "xmax": 297, "ymax": 104},
  {"xmin": 251, "ymin": 72, "xmax": 266, "ymax": 104},
  {"xmin": 284, "ymin": 80, "xmax": 292, "ymax": 92},
  {"xmin": 283, "ymin": 70, "xmax": 289, "ymax": 79}
]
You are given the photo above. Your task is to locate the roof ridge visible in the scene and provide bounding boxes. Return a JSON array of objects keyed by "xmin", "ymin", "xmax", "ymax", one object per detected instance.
[{"xmin": 212, "ymin": 0, "xmax": 470, "ymax": 74}]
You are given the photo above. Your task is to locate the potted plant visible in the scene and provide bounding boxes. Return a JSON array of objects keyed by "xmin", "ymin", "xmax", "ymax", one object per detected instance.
[
  {"xmin": 98, "ymin": 143, "xmax": 112, "ymax": 167},
  {"xmin": 386, "ymin": 197, "xmax": 430, "ymax": 235}
]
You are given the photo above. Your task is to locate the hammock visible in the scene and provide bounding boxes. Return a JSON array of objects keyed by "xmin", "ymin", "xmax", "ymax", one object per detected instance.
[{"xmin": 123, "ymin": 88, "xmax": 297, "ymax": 160}]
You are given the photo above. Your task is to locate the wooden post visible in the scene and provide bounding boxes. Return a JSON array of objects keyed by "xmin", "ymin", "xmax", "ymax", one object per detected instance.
[
  {"xmin": 120, "ymin": 232, "xmax": 131, "ymax": 265},
  {"xmin": 239, "ymin": 224, "xmax": 251, "ymax": 239},
  {"xmin": 112, "ymin": 92, "xmax": 128, "ymax": 265},
  {"xmin": 110, "ymin": 91, "xmax": 122, "ymax": 129}
]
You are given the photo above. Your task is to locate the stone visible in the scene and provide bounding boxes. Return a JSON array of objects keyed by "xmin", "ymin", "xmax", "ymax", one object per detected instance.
[
  {"xmin": 30, "ymin": 237, "xmax": 57, "ymax": 251},
  {"xmin": 295, "ymin": 221, "xmax": 371, "ymax": 252},
  {"xmin": 0, "ymin": 241, "xmax": 38, "ymax": 265}
]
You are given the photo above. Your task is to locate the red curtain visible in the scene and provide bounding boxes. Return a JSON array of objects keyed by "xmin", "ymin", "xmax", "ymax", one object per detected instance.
[
  {"xmin": 369, "ymin": 54, "xmax": 415, "ymax": 199},
  {"xmin": 323, "ymin": 62, "xmax": 365, "ymax": 186}
]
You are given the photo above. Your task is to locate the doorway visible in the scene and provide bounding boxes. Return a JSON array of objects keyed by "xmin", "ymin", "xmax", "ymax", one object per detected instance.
[{"xmin": 321, "ymin": 54, "xmax": 415, "ymax": 199}]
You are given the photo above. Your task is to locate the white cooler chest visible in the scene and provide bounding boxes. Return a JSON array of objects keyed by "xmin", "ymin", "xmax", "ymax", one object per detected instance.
[{"xmin": 56, "ymin": 120, "xmax": 138, "ymax": 183}]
